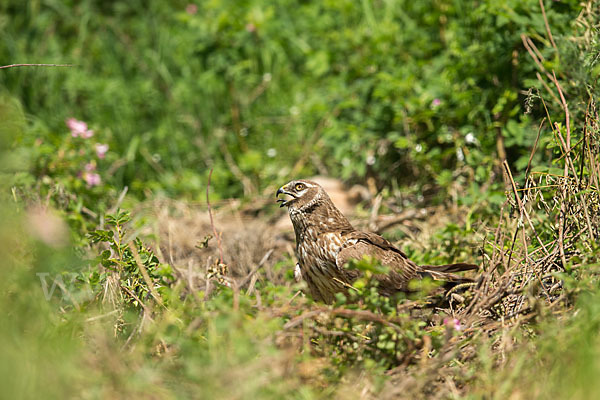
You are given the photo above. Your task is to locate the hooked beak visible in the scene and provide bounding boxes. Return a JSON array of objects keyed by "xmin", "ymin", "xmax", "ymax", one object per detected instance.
[{"xmin": 276, "ymin": 186, "xmax": 296, "ymax": 208}]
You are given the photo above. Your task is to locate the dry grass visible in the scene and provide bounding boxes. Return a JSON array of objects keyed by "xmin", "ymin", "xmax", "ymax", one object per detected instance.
[{"xmin": 135, "ymin": 197, "xmax": 293, "ymax": 295}]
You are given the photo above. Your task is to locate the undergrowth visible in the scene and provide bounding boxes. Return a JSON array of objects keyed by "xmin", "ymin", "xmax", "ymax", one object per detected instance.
[{"xmin": 3, "ymin": 88, "xmax": 599, "ymax": 397}]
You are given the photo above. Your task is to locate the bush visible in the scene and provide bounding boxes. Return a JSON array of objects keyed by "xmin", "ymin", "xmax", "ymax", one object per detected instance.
[{"xmin": 0, "ymin": 0, "xmax": 585, "ymax": 200}]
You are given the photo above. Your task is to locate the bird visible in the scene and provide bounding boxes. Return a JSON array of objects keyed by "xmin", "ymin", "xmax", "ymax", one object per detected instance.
[{"xmin": 276, "ymin": 179, "xmax": 478, "ymax": 304}]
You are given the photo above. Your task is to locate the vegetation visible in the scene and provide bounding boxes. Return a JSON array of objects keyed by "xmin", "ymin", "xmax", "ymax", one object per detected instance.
[{"xmin": 1, "ymin": 0, "xmax": 599, "ymax": 398}]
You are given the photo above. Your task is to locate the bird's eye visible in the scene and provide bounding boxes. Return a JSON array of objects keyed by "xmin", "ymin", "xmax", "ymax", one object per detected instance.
[{"xmin": 295, "ymin": 183, "xmax": 305, "ymax": 191}]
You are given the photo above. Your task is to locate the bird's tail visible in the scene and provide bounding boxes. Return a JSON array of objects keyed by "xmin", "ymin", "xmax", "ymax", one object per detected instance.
[
  {"xmin": 422, "ymin": 263, "xmax": 478, "ymax": 274},
  {"xmin": 420, "ymin": 263, "xmax": 478, "ymax": 283}
]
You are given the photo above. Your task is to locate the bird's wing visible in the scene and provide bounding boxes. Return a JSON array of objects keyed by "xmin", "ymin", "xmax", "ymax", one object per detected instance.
[
  {"xmin": 336, "ymin": 231, "xmax": 419, "ymax": 288},
  {"xmin": 341, "ymin": 230, "xmax": 409, "ymax": 257}
]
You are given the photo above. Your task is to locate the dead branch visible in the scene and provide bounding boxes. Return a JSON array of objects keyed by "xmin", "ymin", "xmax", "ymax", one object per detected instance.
[
  {"xmin": 206, "ymin": 168, "xmax": 224, "ymax": 264},
  {"xmin": 539, "ymin": 0, "xmax": 558, "ymax": 51},
  {"xmin": 0, "ymin": 63, "xmax": 74, "ymax": 69}
]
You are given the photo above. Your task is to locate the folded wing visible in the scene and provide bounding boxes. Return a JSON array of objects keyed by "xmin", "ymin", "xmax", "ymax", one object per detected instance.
[{"xmin": 336, "ymin": 230, "xmax": 477, "ymax": 294}]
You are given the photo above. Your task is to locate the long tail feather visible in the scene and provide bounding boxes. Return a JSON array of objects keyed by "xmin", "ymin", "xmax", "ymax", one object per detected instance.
[
  {"xmin": 418, "ymin": 263, "xmax": 478, "ymax": 284},
  {"xmin": 421, "ymin": 263, "xmax": 478, "ymax": 274}
]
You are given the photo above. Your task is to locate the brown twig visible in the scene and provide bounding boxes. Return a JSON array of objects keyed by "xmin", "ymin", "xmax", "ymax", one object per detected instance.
[
  {"xmin": 238, "ymin": 248, "xmax": 274, "ymax": 292},
  {"xmin": 129, "ymin": 242, "xmax": 165, "ymax": 308},
  {"xmin": 524, "ymin": 118, "xmax": 546, "ymax": 190},
  {"xmin": 503, "ymin": 161, "xmax": 549, "ymax": 255},
  {"xmin": 536, "ymin": 72, "xmax": 562, "ymax": 108},
  {"xmin": 376, "ymin": 206, "xmax": 427, "ymax": 229},
  {"xmin": 539, "ymin": 0, "xmax": 558, "ymax": 51},
  {"xmin": 550, "ymin": 71, "xmax": 571, "ymax": 269},
  {"xmin": 580, "ymin": 97, "xmax": 592, "ymax": 186},
  {"xmin": 368, "ymin": 193, "xmax": 383, "ymax": 231},
  {"xmin": 0, "ymin": 63, "xmax": 74, "ymax": 69},
  {"xmin": 521, "ymin": 35, "xmax": 553, "ymax": 82},
  {"xmin": 551, "ymin": 71, "xmax": 571, "ymax": 154},
  {"xmin": 206, "ymin": 168, "xmax": 224, "ymax": 264},
  {"xmin": 121, "ymin": 285, "xmax": 153, "ymax": 316},
  {"xmin": 520, "ymin": 35, "xmax": 562, "ymax": 104},
  {"xmin": 283, "ymin": 306, "xmax": 406, "ymax": 331}
]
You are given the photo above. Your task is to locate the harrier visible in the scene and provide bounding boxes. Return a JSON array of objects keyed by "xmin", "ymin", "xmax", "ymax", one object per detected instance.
[{"xmin": 277, "ymin": 179, "xmax": 477, "ymax": 303}]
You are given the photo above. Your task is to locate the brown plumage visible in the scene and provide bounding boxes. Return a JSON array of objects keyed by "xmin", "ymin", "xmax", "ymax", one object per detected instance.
[{"xmin": 276, "ymin": 179, "xmax": 478, "ymax": 303}]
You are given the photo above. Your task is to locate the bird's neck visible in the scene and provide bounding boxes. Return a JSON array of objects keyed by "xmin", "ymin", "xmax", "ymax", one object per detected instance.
[{"xmin": 289, "ymin": 202, "xmax": 353, "ymax": 242}]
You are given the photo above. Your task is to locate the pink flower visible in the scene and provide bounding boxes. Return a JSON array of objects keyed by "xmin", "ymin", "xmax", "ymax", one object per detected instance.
[
  {"xmin": 186, "ymin": 4, "xmax": 197, "ymax": 15},
  {"xmin": 80, "ymin": 129, "xmax": 94, "ymax": 139},
  {"xmin": 84, "ymin": 172, "xmax": 101, "ymax": 187},
  {"xmin": 443, "ymin": 318, "xmax": 462, "ymax": 331},
  {"xmin": 95, "ymin": 143, "xmax": 109, "ymax": 159},
  {"xmin": 84, "ymin": 162, "xmax": 96, "ymax": 172},
  {"xmin": 66, "ymin": 118, "xmax": 94, "ymax": 138},
  {"xmin": 66, "ymin": 118, "xmax": 87, "ymax": 137},
  {"xmin": 431, "ymin": 98, "xmax": 441, "ymax": 107},
  {"xmin": 245, "ymin": 23, "xmax": 256, "ymax": 33}
]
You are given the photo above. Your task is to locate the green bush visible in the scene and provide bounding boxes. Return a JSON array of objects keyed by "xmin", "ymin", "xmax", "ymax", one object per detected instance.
[{"xmin": 0, "ymin": 0, "xmax": 585, "ymax": 201}]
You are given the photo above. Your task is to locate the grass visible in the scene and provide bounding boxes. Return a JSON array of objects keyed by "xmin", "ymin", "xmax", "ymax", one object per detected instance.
[
  {"xmin": 2, "ymin": 121, "xmax": 599, "ymax": 397},
  {"xmin": 2, "ymin": 73, "xmax": 600, "ymax": 397}
]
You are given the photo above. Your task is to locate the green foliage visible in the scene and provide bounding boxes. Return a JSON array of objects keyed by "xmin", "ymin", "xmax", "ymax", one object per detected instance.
[
  {"xmin": 0, "ymin": 223, "xmax": 317, "ymax": 398},
  {"xmin": 0, "ymin": 0, "xmax": 585, "ymax": 200},
  {"xmin": 88, "ymin": 209, "xmax": 175, "ymax": 309}
]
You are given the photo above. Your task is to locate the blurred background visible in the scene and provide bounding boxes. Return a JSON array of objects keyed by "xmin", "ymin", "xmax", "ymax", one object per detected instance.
[{"xmin": 1, "ymin": 0, "xmax": 589, "ymax": 204}]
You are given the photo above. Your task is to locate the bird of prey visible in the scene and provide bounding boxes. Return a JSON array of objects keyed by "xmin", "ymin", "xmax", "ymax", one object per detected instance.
[{"xmin": 276, "ymin": 179, "xmax": 478, "ymax": 303}]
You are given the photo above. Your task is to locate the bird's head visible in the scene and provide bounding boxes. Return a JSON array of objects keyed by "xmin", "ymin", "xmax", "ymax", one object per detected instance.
[{"xmin": 276, "ymin": 180, "xmax": 323, "ymax": 211}]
